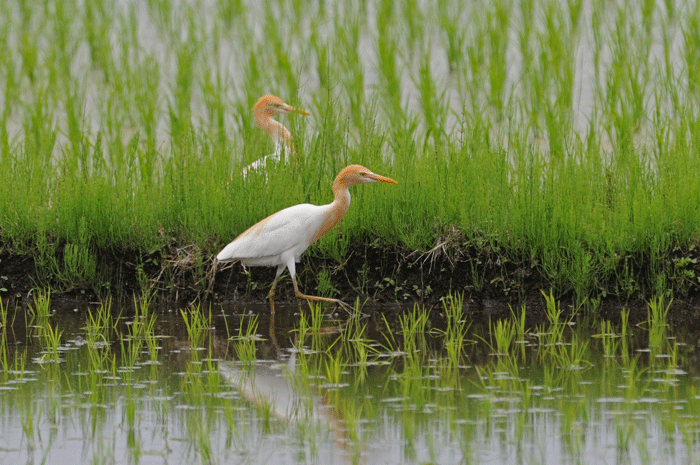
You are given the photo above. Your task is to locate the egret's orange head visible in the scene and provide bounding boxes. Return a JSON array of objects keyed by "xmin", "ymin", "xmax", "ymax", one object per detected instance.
[
  {"xmin": 334, "ymin": 164, "xmax": 398, "ymax": 187},
  {"xmin": 253, "ymin": 94, "xmax": 310, "ymax": 116}
]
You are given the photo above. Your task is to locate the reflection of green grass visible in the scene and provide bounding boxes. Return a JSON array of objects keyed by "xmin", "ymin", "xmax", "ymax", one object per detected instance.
[{"xmin": 1, "ymin": 290, "xmax": 700, "ymax": 463}]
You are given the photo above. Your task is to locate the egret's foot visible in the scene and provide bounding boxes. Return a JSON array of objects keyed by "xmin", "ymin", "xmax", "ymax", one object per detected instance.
[
  {"xmin": 296, "ymin": 292, "xmax": 353, "ymax": 314},
  {"xmin": 334, "ymin": 299, "xmax": 354, "ymax": 314}
]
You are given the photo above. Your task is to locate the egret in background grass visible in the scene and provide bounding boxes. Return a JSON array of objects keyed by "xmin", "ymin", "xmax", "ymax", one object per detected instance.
[
  {"xmin": 242, "ymin": 94, "xmax": 310, "ymax": 178},
  {"xmin": 217, "ymin": 165, "xmax": 398, "ymax": 313}
]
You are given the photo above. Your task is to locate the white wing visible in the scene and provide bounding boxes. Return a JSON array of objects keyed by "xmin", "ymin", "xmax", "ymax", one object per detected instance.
[{"xmin": 217, "ymin": 203, "xmax": 332, "ymax": 266}]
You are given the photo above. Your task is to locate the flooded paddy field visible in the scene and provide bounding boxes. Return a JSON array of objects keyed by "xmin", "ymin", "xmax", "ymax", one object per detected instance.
[
  {"xmin": 3, "ymin": 0, "xmax": 700, "ymax": 461},
  {"xmin": 1, "ymin": 294, "xmax": 699, "ymax": 464}
]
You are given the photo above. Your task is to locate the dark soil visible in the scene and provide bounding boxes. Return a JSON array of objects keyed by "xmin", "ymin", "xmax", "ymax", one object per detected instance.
[{"xmin": 2, "ymin": 237, "xmax": 700, "ymax": 327}]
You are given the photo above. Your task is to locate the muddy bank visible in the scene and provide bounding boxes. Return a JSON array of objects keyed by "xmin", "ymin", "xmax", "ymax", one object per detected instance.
[{"xmin": 2, "ymin": 238, "xmax": 700, "ymax": 325}]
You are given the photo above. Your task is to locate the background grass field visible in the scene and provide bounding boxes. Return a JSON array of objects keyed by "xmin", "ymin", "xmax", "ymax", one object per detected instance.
[{"xmin": 1, "ymin": 0, "xmax": 700, "ymax": 305}]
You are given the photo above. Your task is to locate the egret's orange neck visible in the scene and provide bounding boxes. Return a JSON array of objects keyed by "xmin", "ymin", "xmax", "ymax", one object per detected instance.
[
  {"xmin": 254, "ymin": 112, "xmax": 293, "ymax": 148},
  {"xmin": 310, "ymin": 176, "xmax": 353, "ymax": 243}
]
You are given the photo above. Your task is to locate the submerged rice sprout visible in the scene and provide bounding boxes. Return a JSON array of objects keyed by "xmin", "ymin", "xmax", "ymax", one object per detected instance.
[
  {"xmin": 647, "ymin": 295, "xmax": 671, "ymax": 352},
  {"xmin": 339, "ymin": 314, "xmax": 375, "ymax": 374},
  {"xmin": 510, "ymin": 304, "xmax": 528, "ymax": 337},
  {"xmin": 303, "ymin": 301, "xmax": 326, "ymax": 334},
  {"xmin": 38, "ymin": 321, "xmax": 62, "ymax": 363},
  {"xmin": 439, "ymin": 293, "xmax": 471, "ymax": 364},
  {"xmin": 84, "ymin": 301, "xmax": 114, "ymax": 346},
  {"xmin": 120, "ymin": 297, "xmax": 157, "ymax": 368},
  {"xmin": 546, "ymin": 332, "xmax": 591, "ymax": 372},
  {"xmin": 27, "ymin": 289, "xmax": 51, "ymax": 321},
  {"xmin": 0, "ymin": 299, "xmax": 7, "ymax": 373},
  {"xmin": 488, "ymin": 318, "xmax": 516, "ymax": 356},
  {"xmin": 593, "ymin": 319, "xmax": 622, "ymax": 358},
  {"xmin": 231, "ymin": 314, "xmax": 259, "ymax": 363},
  {"xmin": 398, "ymin": 304, "xmax": 431, "ymax": 357},
  {"xmin": 323, "ymin": 349, "xmax": 345, "ymax": 387},
  {"xmin": 535, "ymin": 290, "xmax": 574, "ymax": 349},
  {"xmin": 475, "ymin": 345, "xmax": 524, "ymax": 394},
  {"xmin": 180, "ymin": 304, "xmax": 212, "ymax": 349}
]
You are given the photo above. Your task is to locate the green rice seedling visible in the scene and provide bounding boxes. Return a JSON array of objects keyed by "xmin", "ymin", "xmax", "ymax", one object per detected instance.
[
  {"xmin": 231, "ymin": 315, "xmax": 259, "ymax": 364},
  {"xmin": 180, "ymin": 304, "xmax": 212, "ymax": 349},
  {"xmin": 0, "ymin": 298, "xmax": 8, "ymax": 373},
  {"xmin": 535, "ymin": 290, "xmax": 571, "ymax": 350},
  {"xmin": 86, "ymin": 337, "xmax": 113, "ymax": 374},
  {"xmin": 398, "ymin": 304, "xmax": 430, "ymax": 357},
  {"xmin": 510, "ymin": 304, "xmax": 528, "ymax": 337},
  {"xmin": 39, "ymin": 321, "xmax": 62, "ymax": 363},
  {"xmin": 27, "ymin": 289, "xmax": 52, "ymax": 322},
  {"xmin": 647, "ymin": 295, "xmax": 671, "ymax": 330},
  {"xmin": 439, "ymin": 293, "xmax": 471, "ymax": 365},
  {"xmin": 128, "ymin": 297, "xmax": 157, "ymax": 341},
  {"xmin": 323, "ymin": 350, "xmax": 345, "ymax": 387},
  {"xmin": 230, "ymin": 313, "xmax": 260, "ymax": 342},
  {"xmin": 119, "ymin": 297, "xmax": 157, "ymax": 369},
  {"xmin": 489, "ymin": 318, "xmax": 516, "ymax": 356},
  {"xmin": 376, "ymin": 25, "xmax": 403, "ymax": 118},
  {"xmin": 334, "ymin": 14, "xmax": 365, "ymax": 130},
  {"xmin": 541, "ymin": 289, "xmax": 563, "ymax": 327},
  {"xmin": 411, "ymin": 50, "xmax": 449, "ymax": 149},
  {"xmin": 378, "ymin": 314, "xmax": 398, "ymax": 353},
  {"xmin": 437, "ymin": 0, "xmax": 465, "ymax": 73},
  {"xmin": 295, "ymin": 303, "xmax": 339, "ymax": 355},
  {"xmin": 0, "ymin": 296, "xmax": 6, "ymax": 331},
  {"xmin": 295, "ymin": 309, "xmax": 311, "ymax": 347},
  {"xmin": 547, "ymin": 332, "xmax": 591, "ymax": 372},
  {"xmin": 304, "ymin": 301, "xmax": 326, "ymax": 335},
  {"xmin": 646, "ymin": 295, "xmax": 671, "ymax": 352},
  {"xmin": 84, "ymin": 301, "xmax": 114, "ymax": 347},
  {"xmin": 485, "ymin": 0, "xmax": 512, "ymax": 118},
  {"xmin": 340, "ymin": 312, "xmax": 376, "ymax": 375},
  {"xmin": 620, "ymin": 308, "xmax": 630, "ymax": 337}
]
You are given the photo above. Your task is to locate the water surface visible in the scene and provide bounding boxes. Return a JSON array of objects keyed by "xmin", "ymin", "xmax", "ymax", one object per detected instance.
[{"xmin": 0, "ymin": 300, "xmax": 698, "ymax": 464}]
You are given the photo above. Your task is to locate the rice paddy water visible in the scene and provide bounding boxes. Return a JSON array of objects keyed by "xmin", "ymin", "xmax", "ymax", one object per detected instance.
[{"xmin": 0, "ymin": 295, "xmax": 697, "ymax": 464}]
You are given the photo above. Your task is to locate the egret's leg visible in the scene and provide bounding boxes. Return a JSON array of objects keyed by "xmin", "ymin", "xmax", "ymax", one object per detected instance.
[
  {"xmin": 268, "ymin": 265, "xmax": 285, "ymax": 298},
  {"xmin": 290, "ymin": 272, "xmax": 352, "ymax": 312}
]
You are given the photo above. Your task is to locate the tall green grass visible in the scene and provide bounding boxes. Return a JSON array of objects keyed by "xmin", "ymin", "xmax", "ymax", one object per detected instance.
[{"xmin": 1, "ymin": 0, "xmax": 700, "ymax": 303}]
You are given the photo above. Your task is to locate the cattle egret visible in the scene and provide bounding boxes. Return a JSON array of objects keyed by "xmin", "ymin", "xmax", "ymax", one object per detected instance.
[
  {"xmin": 217, "ymin": 164, "xmax": 397, "ymax": 312},
  {"xmin": 242, "ymin": 94, "xmax": 309, "ymax": 178}
]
